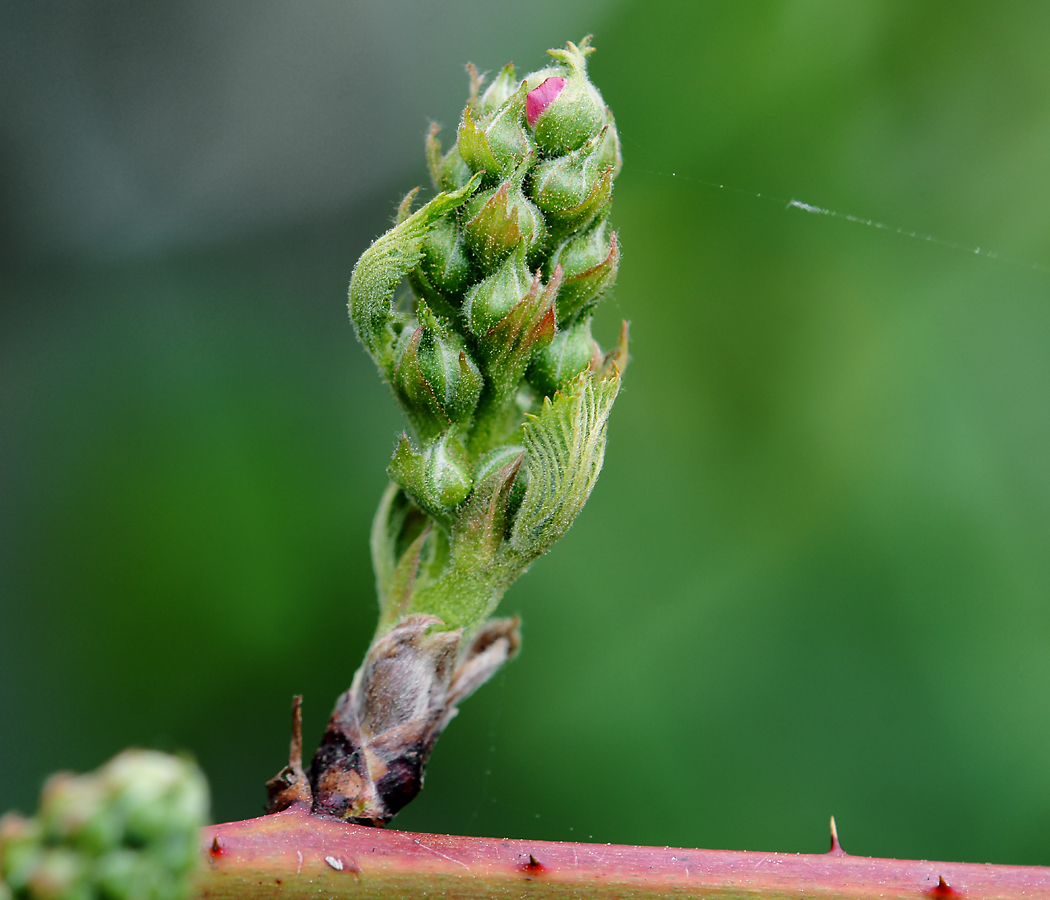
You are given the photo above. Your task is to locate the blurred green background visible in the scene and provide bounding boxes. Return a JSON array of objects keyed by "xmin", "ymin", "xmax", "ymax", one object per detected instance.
[{"xmin": 3, "ymin": 0, "xmax": 1049, "ymax": 868}]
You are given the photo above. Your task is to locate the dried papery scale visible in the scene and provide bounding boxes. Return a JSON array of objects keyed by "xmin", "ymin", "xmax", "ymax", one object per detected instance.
[{"xmin": 268, "ymin": 35, "xmax": 626, "ymax": 826}]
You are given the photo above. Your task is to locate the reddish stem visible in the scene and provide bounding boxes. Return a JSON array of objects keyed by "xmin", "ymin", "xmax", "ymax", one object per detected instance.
[{"xmin": 197, "ymin": 806, "xmax": 1050, "ymax": 900}]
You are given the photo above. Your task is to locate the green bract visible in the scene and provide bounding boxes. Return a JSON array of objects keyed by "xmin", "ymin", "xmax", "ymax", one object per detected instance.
[{"xmin": 301, "ymin": 36, "xmax": 627, "ymax": 827}]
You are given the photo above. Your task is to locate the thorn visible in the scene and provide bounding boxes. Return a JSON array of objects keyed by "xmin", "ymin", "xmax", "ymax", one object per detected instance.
[
  {"xmin": 826, "ymin": 815, "xmax": 846, "ymax": 855},
  {"xmin": 928, "ymin": 875, "xmax": 962, "ymax": 898},
  {"xmin": 520, "ymin": 853, "xmax": 546, "ymax": 875},
  {"xmin": 210, "ymin": 836, "xmax": 224, "ymax": 857}
]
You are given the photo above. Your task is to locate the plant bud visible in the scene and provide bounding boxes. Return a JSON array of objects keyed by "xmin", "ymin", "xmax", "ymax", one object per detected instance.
[
  {"xmin": 1, "ymin": 751, "xmax": 207, "ymax": 900},
  {"xmin": 528, "ymin": 125, "xmax": 614, "ymax": 232},
  {"xmin": 425, "ymin": 435, "xmax": 473, "ymax": 509},
  {"xmin": 547, "ymin": 220, "xmax": 619, "ymax": 325},
  {"xmin": 524, "ymin": 37, "xmax": 607, "ymax": 154},
  {"xmin": 389, "ymin": 432, "xmax": 473, "ymax": 516},
  {"xmin": 0, "ymin": 815, "xmax": 44, "ymax": 894},
  {"xmin": 462, "ymin": 156, "xmax": 545, "ymax": 272},
  {"xmin": 479, "ymin": 63, "xmax": 518, "ymax": 113},
  {"xmin": 94, "ymin": 851, "xmax": 162, "ymax": 900},
  {"xmin": 474, "ymin": 445, "xmax": 527, "ymax": 514},
  {"xmin": 525, "ymin": 76, "xmax": 564, "ymax": 128},
  {"xmin": 458, "ymin": 87, "xmax": 533, "ymax": 184},
  {"xmin": 25, "ymin": 849, "xmax": 87, "ymax": 900},
  {"xmin": 331, "ymin": 37, "xmax": 627, "ymax": 831},
  {"xmin": 527, "ymin": 317, "xmax": 601, "ymax": 397},
  {"xmin": 409, "ymin": 214, "xmax": 473, "ymax": 308},
  {"xmin": 102, "ymin": 752, "xmax": 206, "ymax": 862},
  {"xmin": 462, "ymin": 245, "xmax": 534, "ymax": 337},
  {"xmin": 426, "ymin": 125, "xmax": 473, "ymax": 192},
  {"xmin": 393, "ymin": 306, "xmax": 483, "ymax": 440},
  {"xmin": 472, "ymin": 264, "xmax": 560, "ymax": 410}
]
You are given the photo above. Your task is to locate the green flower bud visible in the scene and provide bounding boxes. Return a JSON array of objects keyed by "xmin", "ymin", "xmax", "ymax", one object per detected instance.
[
  {"xmin": 425, "ymin": 435, "xmax": 473, "ymax": 508},
  {"xmin": 472, "ymin": 263, "xmax": 560, "ymax": 411},
  {"xmin": 102, "ymin": 752, "xmax": 205, "ymax": 869},
  {"xmin": 524, "ymin": 37, "xmax": 607, "ymax": 154},
  {"xmin": 94, "ymin": 851, "xmax": 163, "ymax": 900},
  {"xmin": 458, "ymin": 87, "xmax": 533, "ymax": 185},
  {"xmin": 462, "ymin": 245, "xmax": 534, "ymax": 337},
  {"xmin": 0, "ymin": 815, "xmax": 44, "ymax": 893},
  {"xmin": 546, "ymin": 220, "xmax": 619, "ymax": 325},
  {"xmin": 0, "ymin": 751, "xmax": 207, "ymax": 900},
  {"xmin": 528, "ymin": 124, "xmax": 614, "ymax": 233},
  {"xmin": 25, "ymin": 849, "xmax": 88, "ymax": 900},
  {"xmin": 527, "ymin": 317, "xmax": 601, "ymax": 397},
  {"xmin": 37, "ymin": 774, "xmax": 118, "ymax": 856},
  {"xmin": 393, "ymin": 306, "xmax": 483, "ymax": 439},
  {"xmin": 462, "ymin": 156, "xmax": 545, "ymax": 272},
  {"xmin": 426, "ymin": 125, "xmax": 472, "ymax": 192},
  {"xmin": 409, "ymin": 214, "xmax": 473, "ymax": 309},
  {"xmin": 389, "ymin": 432, "xmax": 473, "ymax": 517}
]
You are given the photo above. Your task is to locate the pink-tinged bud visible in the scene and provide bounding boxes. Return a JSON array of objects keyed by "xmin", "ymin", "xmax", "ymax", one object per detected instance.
[
  {"xmin": 524, "ymin": 38, "xmax": 607, "ymax": 153},
  {"xmin": 526, "ymin": 77, "xmax": 565, "ymax": 128},
  {"xmin": 472, "ymin": 260, "xmax": 561, "ymax": 410},
  {"xmin": 392, "ymin": 305, "xmax": 483, "ymax": 440},
  {"xmin": 546, "ymin": 220, "xmax": 619, "ymax": 325},
  {"xmin": 462, "ymin": 156, "xmax": 545, "ymax": 272},
  {"xmin": 527, "ymin": 317, "xmax": 602, "ymax": 397}
]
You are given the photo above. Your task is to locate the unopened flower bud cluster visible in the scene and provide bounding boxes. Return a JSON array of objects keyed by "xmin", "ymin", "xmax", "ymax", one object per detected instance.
[{"xmin": 0, "ymin": 751, "xmax": 207, "ymax": 900}]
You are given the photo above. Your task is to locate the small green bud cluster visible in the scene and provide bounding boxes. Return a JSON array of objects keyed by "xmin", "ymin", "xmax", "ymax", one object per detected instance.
[
  {"xmin": 0, "ymin": 751, "xmax": 208, "ymax": 900},
  {"xmin": 310, "ymin": 37, "xmax": 627, "ymax": 825}
]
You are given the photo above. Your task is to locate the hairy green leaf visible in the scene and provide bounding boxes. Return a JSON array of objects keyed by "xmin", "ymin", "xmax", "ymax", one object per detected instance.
[
  {"xmin": 510, "ymin": 369, "xmax": 621, "ymax": 562},
  {"xmin": 348, "ymin": 175, "xmax": 480, "ymax": 369}
]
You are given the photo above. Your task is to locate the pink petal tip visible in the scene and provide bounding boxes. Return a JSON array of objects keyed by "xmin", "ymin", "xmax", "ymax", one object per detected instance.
[{"xmin": 526, "ymin": 77, "xmax": 566, "ymax": 128}]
